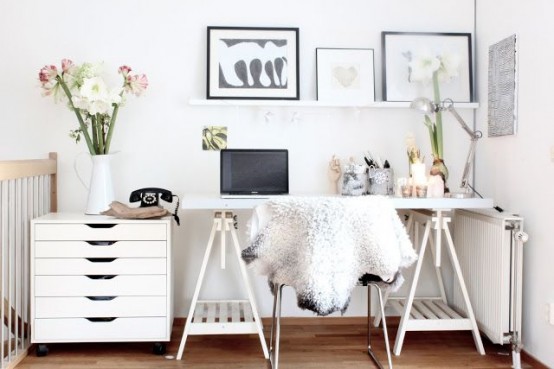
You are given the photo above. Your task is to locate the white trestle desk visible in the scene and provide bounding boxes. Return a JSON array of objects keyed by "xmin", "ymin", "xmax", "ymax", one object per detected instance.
[{"xmin": 178, "ymin": 194, "xmax": 493, "ymax": 359}]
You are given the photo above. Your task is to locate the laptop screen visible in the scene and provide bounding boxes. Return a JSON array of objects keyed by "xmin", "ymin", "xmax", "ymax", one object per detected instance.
[{"xmin": 220, "ymin": 149, "xmax": 289, "ymax": 195}]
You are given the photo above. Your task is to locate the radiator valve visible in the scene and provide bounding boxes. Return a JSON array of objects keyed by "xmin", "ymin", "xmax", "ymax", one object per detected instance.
[{"xmin": 514, "ymin": 231, "xmax": 529, "ymax": 243}]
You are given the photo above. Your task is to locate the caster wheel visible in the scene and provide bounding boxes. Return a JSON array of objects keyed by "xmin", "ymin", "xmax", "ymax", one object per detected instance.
[
  {"xmin": 153, "ymin": 342, "xmax": 166, "ymax": 355},
  {"xmin": 36, "ymin": 344, "xmax": 49, "ymax": 357}
]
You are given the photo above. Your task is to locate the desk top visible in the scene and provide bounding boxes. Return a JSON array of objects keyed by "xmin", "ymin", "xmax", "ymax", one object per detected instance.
[{"xmin": 181, "ymin": 193, "xmax": 494, "ymax": 210}]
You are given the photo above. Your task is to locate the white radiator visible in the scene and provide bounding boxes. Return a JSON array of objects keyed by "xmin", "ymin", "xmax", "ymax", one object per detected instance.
[{"xmin": 452, "ymin": 209, "xmax": 526, "ymax": 351}]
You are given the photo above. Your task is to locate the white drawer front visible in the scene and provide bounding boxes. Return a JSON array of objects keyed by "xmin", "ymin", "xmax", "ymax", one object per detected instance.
[
  {"xmin": 35, "ymin": 275, "xmax": 166, "ymax": 296},
  {"xmin": 33, "ymin": 317, "xmax": 167, "ymax": 342},
  {"xmin": 34, "ymin": 241, "xmax": 167, "ymax": 258},
  {"xmin": 35, "ymin": 296, "xmax": 166, "ymax": 318},
  {"xmin": 35, "ymin": 258, "xmax": 166, "ymax": 275},
  {"xmin": 34, "ymin": 223, "xmax": 167, "ymax": 241}
]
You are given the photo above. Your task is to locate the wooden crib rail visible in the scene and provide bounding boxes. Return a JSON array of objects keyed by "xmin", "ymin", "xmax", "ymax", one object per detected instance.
[
  {"xmin": 0, "ymin": 152, "xmax": 57, "ymax": 211},
  {"xmin": 1, "ymin": 152, "xmax": 58, "ymax": 367}
]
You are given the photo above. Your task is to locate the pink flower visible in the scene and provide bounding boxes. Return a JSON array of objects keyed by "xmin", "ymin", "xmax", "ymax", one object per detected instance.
[
  {"xmin": 125, "ymin": 74, "xmax": 148, "ymax": 96},
  {"xmin": 118, "ymin": 65, "xmax": 132, "ymax": 76},
  {"xmin": 61, "ymin": 59, "xmax": 74, "ymax": 73},
  {"xmin": 39, "ymin": 65, "xmax": 58, "ymax": 84}
]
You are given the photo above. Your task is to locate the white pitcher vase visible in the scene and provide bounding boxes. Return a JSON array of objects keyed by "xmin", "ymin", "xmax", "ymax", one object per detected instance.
[{"xmin": 75, "ymin": 154, "xmax": 115, "ymax": 214}]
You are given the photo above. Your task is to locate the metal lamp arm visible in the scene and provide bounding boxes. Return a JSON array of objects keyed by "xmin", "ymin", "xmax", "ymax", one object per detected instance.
[{"xmin": 441, "ymin": 99, "xmax": 483, "ymax": 191}]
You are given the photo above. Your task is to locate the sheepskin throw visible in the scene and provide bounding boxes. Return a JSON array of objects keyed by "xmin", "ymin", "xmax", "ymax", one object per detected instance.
[{"xmin": 242, "ymin": 196, "xmax": 417, "ymax": 316}]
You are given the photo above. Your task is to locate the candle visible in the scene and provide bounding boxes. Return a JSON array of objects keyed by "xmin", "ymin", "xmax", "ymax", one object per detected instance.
[
  {"xmin": 411, "ymin": 163, "xmax": 427, "ymax": 186},
  {"xmin": 401, "ymin": 184, "xmax": 413, "ymax": 198}
]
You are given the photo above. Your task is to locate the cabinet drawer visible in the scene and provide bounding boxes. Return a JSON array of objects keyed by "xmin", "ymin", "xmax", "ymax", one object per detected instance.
[
  {"xmin": 35, "ymin": 275, "xmax": 166, "ymax": 296},
  {"xmin": 34, "ymin": 223, "xmax": 167, "ymax": 241},
  {"xmin": 33, "ymin": 317, "xmax": 168, "ymax": 342},
  {"xmin": 34, "ymin": 240, "xmax": 167, "ymax": 258},
  {"xmin": 35, "ymin": 258, "xmax": 166, "ymax": 275},
  {"xmin": 35, "ymin": 296, "xmax": 166, "ymax": 318}
]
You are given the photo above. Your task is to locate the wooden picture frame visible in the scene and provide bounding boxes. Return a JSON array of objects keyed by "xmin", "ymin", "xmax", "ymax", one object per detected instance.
[
  {"xmin": 382, "ymin": 32, "xmax": 473, "ymax": 103},
  {"xmin": 207, "ymin": 26, "xmax": 299, "ymax": 100},
  {"xmin": 316, "ymin": 48, "xmax": 375, "ymax": 104}
]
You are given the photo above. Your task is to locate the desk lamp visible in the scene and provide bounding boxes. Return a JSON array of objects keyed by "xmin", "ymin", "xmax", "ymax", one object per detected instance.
[{"xmin": 410, "ymin": 97, "xmax": 483, "ymax": 198}]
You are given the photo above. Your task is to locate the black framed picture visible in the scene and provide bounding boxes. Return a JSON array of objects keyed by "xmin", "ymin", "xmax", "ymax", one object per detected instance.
[
  {"xmin": 382, "ymin": 32, "xmax": 473, "ymax": 102},
  {"xmin": 207, "ymin": 26, "xmax": 300, "ymax": 100}
]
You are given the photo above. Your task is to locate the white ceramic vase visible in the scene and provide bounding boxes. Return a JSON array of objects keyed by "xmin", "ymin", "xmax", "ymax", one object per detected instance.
[{"xmin": 81, "ymin": 154, "xmax": 115, "ymax": 214}]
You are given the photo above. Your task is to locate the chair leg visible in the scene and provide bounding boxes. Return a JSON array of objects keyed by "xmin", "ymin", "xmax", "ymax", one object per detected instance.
[
  {"xmin": 367, "ymin": 283, "xmax": 393, "ymax": 369},
  {"xmin": 270, "ymin": 284, "xmax": 283, "ymax": 369}
]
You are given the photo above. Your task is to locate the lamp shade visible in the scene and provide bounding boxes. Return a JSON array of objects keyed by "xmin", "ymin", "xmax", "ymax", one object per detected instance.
[{"xmin": 410, "ymin": 97, "xmax": 437, "ymax": 114}]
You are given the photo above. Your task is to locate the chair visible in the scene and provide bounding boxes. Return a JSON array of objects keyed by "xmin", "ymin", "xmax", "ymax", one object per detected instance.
[
  {"xmin": 268, "ymin": 278, "xmax": 393, "ymax": 369},
  {"xmin": 243, "ymin": 196, "xmax": 415, "ymax": 369}
]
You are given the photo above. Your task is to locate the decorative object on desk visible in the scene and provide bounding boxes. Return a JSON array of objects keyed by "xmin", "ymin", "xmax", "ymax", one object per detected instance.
[
  {"xmin": 328, "ymin": 155, "xmax": 342, "ymax": 194},
  {"xmin": 406, "ymin": 133, "xmax": 423, "ymax": 174},
  {"xmin": 341, "ymin": 159, "xmax": 366, "ymax": 196},
  {"xmin": 315, "ymin": 48, "xmax": 375, "ymax": 104},
  {"xmin": 202, "ymin": 126, "xmax": 227, "ymax": 150},
  {"xmin": 368, "ymin": 167, "xmax": 394, "ymax": 196},
  {"xmin": 38, "ymin": 59, "xmax": 148, "ymax": 155},
  {"xmin": 427, "ymin": 174, "xmax": 445, "ymax": 198},
  {"xmin": 411, "ymin": 97, "xmax": 482, "ymax": 198},
  {"xmin": 410, "ymin": 162, "xmax": 427, "ymax": 193},
  {"xmin": 415, "ymin": 184, "xmax": 428, "ymax": 198},
  {"xmin": 382, "ymin": 32, "xmax": 473, "ymax": 102},
  {"xmin": 207, "ymin": 26, "xmax": 299, "ymax": 100},
  {"xmin": 488, "ymin": 34, "xmax": 518, "ymax": 137}
]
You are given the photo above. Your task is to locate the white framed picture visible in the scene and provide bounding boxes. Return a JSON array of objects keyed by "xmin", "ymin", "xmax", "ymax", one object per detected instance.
[{"xmin": 316, "ymin": 48, "xmax": 375, "ymax": 104}]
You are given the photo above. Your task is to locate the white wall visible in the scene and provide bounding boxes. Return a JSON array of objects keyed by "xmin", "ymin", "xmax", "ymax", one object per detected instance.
[
  {"xmin": 475, "ymin": 0, "xmax": 554, "ymax": 366},
  {"xmin": 7, "ymin": 0, "xmax": 532, "ymax": 350}
]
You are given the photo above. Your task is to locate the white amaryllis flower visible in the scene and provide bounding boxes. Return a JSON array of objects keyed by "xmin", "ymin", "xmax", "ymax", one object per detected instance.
[
  {"xmin": 408, "ymin": 53, "xmax": 440, "ymax": 83},
  {"xmin": 75, "ymin": 77, "xmax": 122, "ymax": 115},
  {"xmin": 437, "ymin": 52, "xmax": 461, "ymax": 82}
]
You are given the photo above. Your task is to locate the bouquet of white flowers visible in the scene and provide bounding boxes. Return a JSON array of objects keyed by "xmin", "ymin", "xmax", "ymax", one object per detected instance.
[{"xmin": 39, "ymin": 59, "xmax": 148, "ymax": 155}]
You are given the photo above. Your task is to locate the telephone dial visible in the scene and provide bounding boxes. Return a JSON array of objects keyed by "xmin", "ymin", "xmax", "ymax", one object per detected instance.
[{"xmin": 129, "ymin": 187, "xmax": 180, "ymax": 225}]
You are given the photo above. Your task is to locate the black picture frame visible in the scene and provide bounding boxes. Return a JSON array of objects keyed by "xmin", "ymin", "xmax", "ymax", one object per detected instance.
[
  {"xmin": 382, "ymin": 31, "xmax": 473, "ymax": 103},
  {"xmin": 207, "ymin": 26, "xmax": 300, "ymax": 100}
]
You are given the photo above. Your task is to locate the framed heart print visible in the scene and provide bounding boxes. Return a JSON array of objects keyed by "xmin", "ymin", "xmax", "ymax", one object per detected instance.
[{"xmin": 316, "ymin": 48, "xmax": 375, "ymax": 104}]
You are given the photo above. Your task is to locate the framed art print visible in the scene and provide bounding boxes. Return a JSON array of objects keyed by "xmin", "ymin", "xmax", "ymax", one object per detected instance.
[
  {"xmin": 488, "ymin": 34, "xmax": 518, "ymax": 137},
  {"xmin": 316, "ymin": 48, "xmax": 375, "ymax": 104},
  {"xmin": 382, "ymin": 32, "xmax": 473, "ymax": 102},
  {"xmin": 207, "ymin": 26, "xmax": 299, "ymax": 100}
]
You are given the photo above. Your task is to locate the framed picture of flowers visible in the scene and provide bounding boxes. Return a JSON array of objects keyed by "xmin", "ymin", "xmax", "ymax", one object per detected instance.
[
  {"xmin": 207, "ymin": 26, "xmax": 300, "ymax": 100},
  {"xmin": 382, "ymin": 32, "xmax": 473, "ymax": 103},
  {"xmin": 316, "ymin": 48, "xmax": 375, "ymax": 104}
]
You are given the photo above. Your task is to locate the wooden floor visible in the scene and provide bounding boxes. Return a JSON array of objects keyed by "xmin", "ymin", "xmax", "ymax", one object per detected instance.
[{"xmin": 16, "ymin": 318, "xmax": 539, "ymax": 369}]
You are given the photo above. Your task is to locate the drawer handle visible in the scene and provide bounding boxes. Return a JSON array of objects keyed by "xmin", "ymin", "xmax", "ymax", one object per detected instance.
[
  {"xmin": 86, "ymin": 275, "xmax": 117, "ymax": 280},
  {"xmin": 86, "ymin": 223, "xmax": 117, "ymax": 229},
  {"xmin": 86, "ymin": 241, "xmax": 117, "ymax": 246},
  {"xmin": 86, "ymin": 258, "xmax": 117, "ymax": 263},
  {"xmin": 85, "ymin": 317, "xmax": 117, "ymax": 322},
  {"xmin": 86, "ymin": 296, "xmax": 117, "ymax": 301}
]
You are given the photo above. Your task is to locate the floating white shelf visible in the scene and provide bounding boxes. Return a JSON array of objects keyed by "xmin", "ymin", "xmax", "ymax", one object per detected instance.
[{"xmin": 188, "ymin": 98, "xmax": 479, "ymax": 109}]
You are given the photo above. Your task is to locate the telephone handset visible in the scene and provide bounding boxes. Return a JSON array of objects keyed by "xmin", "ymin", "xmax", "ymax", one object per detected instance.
[{"xmin": 129, "ymin": 187, "xmax": 180, "ymax": 225}]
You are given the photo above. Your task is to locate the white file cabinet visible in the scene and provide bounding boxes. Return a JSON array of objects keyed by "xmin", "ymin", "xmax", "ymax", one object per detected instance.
[{"xmin": 30, "ymin": 213, "xmax": 173, "ymax": 356}]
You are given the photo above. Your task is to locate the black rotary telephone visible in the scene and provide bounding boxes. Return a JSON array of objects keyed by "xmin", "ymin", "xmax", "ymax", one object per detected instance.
[{"xmin": 129, "ymin": 187, "xmax": 180, "ymax": 225}]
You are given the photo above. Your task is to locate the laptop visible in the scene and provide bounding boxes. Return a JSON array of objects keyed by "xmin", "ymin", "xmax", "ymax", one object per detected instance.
[{"xmin": 220, "ymin": 149, "xmax": 289, "ymax": 198}]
